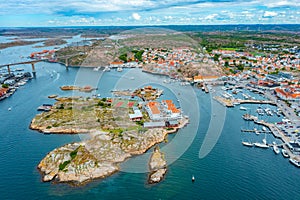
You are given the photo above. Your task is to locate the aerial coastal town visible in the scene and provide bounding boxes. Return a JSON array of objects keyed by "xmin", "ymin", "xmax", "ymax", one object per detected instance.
[{"xmin": 1, "ymin": 28, "xmax": 300, "ymax": 185}]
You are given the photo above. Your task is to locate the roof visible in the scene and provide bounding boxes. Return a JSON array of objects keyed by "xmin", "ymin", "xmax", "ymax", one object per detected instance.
[
  {"xmin": 129, "ymin": 110, "xmax": 143, "ymax": 119},
  {"xmin": 168, "ymin": 120, "xmax": 179, "ymax": 125},
  {"xmin": 148, "ymin": 102, "xmax": 161, "ymax": 115},
  {"xmin": 110, "ymin": 61, "xmax": 124, "ymax": 65},
  {"xmin": 162, "ymin": 100, "xmax": 181, "ymax": 113},
  {"xmin": 144, "ymin": 121, "xmax": 165, "ymax": 128}
]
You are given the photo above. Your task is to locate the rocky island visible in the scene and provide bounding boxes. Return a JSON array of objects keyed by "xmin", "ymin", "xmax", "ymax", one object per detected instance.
[
  {"xmin": 148, "ymin": 146, "xmax": 167, "ymax": 184},
  {"xmin": 32, "ymin": 95, "xmax": 188, "ymax": 185}
]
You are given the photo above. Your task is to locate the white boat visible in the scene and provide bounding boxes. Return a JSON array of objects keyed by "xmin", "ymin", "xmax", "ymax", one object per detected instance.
[
  {"xmin": 282, "ymin": 149, "xmax": 289, "ymax": 158},
  {"xmin": 262, "ymin": 138, "xmax": 267, "ymax": 145},
  {"xmin": 192, "ymin": 175, "xmax": 195, "ymax": 182},
  {"xmin": 273, "ymin": 145, "xmax": 280, "ymax": 154},
  {"xmin": 8, "ymin": 107, "xmax": 12, "ymax": 111},
  {"xmin": 117, "ymin": 67, "xmax": 123, "ymax": 72},
  {"xmin": 262, "ymin": 126, "xmax": 267, "ymax": 132},
  {"xmin": 254, "ymin": 142, "xmax": 269, "ymax": 148},
  {"xmin": 254, "ymin": 128, "xmax": 260, "ymax": 135},
  {"xmin": 15, "ymin": 68, "xmax": 24, "ymax": 71},
  {"xmin": 242, "ymin": 141, "xmax": 253, "ymax": 147},
  {"xmin": 103, "ymin": 66, "xmax": 111, "ymax": 72},
  {"xmin": 289, "ymin": 158, "xmax": 300, "ymax": 167},
  {"xmin": 93, "ymin": 66, "xmax": 101, "ymax": 71},
  {"xmin": 240, "ymin": 106, "xmax": 247, "ymax": 111},
  {"xmin": 17, "ymin": 81, "xmax": 27, "ymax": 86},
  {"xmin": 256, "ymin": 108, "xmax": 264, "ymax": 115}
]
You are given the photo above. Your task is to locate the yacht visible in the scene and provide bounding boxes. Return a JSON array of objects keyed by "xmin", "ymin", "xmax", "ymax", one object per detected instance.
[
  {"xmin": 240, "ymin": 106, "xmax": 247, "ymax": 111},
  {"xmin": 192, "ymin": 175, "xmax": 195, "ymax": 182},
  {"xmin": 289, "ymin": 158, "xmax": 300, "ymax": 167},
  {"xmin": 262, "ymin": 126, "xmax": 267, "ymax": 132},
  {"xmin": 256, "ymin": 108, "xmax": 264, "ymax": 115},
  {"xmin": 254, "ymin": 142, "xmax": 269, "ymax": 148},
  {"xmin": 117, "ymin": 67, "xmax": 123, "ymax": 72},
  {"xmin": 273, "ymin": 145, "xmax": 280, "ymax": 154},
  {"xmin": 93, "ymin": 66, "xmax": 101, "ymax": 71},
  {"xmin": 281, "ymin": 149, "xmax": 289, "ymax": 158},
  {"xmin": 242, "ymin": 141, "xmax": 253, "ymax": 147},
  {"xmin": 103, "ymin": 66, "xmax": 111, "ymax": 72}
]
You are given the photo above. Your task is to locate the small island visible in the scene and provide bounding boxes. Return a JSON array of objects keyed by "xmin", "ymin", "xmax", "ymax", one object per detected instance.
[
  {"xmin": 31, "ymin": 94, "xmax": 188, "ymax": 185},
  {"xmin": 148, "ymin": 146, "xmax": 167, "ymax": 184},
  {"xmin": 60, "ymin": 85, "xmax": 96, "ymax": 92}
]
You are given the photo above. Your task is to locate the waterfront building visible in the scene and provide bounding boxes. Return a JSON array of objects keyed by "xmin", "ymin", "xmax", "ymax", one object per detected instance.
[{"xmin": 275, "ymin": 86, "xmax": 300, "ymax": 101}]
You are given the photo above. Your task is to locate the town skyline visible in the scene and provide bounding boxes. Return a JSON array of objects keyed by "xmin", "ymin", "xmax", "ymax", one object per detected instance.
[{"xmin": 0, "ymin": 0, "xmax": 299, "ymax": 27}]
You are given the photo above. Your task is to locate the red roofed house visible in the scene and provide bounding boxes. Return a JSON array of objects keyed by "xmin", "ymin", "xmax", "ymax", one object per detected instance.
[{"xmin": 275, "ymin": 87, "xmax": 300, "ymax": 101}]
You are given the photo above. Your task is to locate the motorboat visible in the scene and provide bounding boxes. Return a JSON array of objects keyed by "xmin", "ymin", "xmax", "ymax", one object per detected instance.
[
  {"xmin": 254, "ymin": 142, "xmax": 269, "ymax": 148},
  {"xmin": 289, "ymin": 158, "xmax": 300, "ymax": 167},
  {"xmin": 240, "ymin": 106, "xmax": 247, "ymax": 111},
  {"xmin": 242, "ymin": 141, "xmax": 253, "ymax": 147},
  {"xmin": 273, "ymin": 145, "xmax": 280, "ymax": 154},
  {"xmin": 281, "ymin": 149, "xmax": 289, "ymax": 158}
]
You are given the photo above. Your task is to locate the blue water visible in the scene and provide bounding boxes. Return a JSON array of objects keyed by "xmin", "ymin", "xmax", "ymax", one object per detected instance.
[{"xmin": 1, "ymin": 38, "xmax": 300, "ymax": 200}]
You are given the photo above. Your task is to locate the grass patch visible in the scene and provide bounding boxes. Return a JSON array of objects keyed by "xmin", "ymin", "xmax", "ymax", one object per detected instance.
[
  {"xmin": 70, "ymin": 148, "xmax": 79, "ymax": 160},
  {"xmin": 59, "ymin": 160, "xmax": 71, "ymax": 171}
]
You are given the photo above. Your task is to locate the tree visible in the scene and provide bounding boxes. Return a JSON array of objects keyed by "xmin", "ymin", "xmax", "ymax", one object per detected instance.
[
  {"xmin": 2, "ymin": 84, "xmax": 9, "ymax": 88},
  {"xmin": 213, "ymin": 54, "xmax": 220, "ymax": 62},
  {"xmin": 119, "ymin": 53, "xmax": 127, "ymax": 62},
  {"xmin": 224, "ymin": 61, "xmax": 229, "ymax": 67}
]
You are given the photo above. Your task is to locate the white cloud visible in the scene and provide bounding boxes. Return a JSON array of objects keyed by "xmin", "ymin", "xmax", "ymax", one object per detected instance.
[
  {"xmin": 264, "ymin": 0, "xmax": 300, "ymax": 8},
  {"xmin": 204, "ymin": 14, "xmax": 218, "ymax": 20},
  {"xmin": 132, "ymin": 13, "xmax": 141, "ymax": 20},
  {"xmin": 263, "ymin": 11, "xmax": 278, "ymax": 17}
]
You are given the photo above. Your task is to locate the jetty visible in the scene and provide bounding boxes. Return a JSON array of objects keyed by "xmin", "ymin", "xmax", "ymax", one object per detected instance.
[
  {"xmin": 214, "ymin": 96, "xmax": 276, "ymax": 108},
  {"xmin": 241, "ymin": 129, "xmax": 272, "ymax": 134}
]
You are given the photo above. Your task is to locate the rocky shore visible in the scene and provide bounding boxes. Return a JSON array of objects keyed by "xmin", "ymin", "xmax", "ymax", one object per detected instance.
[
  {"xmin": 38, "ymin": 128, "xmax": 168, "ymax": 185},
  {"xmin": 148, "ymin": 146, "xmax": 167, "ymax": 184}
]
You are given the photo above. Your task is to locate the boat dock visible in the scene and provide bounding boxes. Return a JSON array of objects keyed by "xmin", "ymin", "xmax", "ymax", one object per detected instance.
[
  {"xmin": 241, "ymin": 129, "xmax": 272, "ymax": 134},
  {"xmin": 241, "ymin": 114, "xmax": 300, "ymax": 157},
  {"xmin": 214, "ymin": 96, "xmax": 276, "ymax": 108},
  {"xmin": 213, "ymin": 96, "xmax": 234, "ymax": 107},
  {"xmin": 203, "ymin": 84, "xmax": 209, "ymax": 93}
]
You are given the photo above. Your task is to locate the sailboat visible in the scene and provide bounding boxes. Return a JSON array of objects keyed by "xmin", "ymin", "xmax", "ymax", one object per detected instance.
[{"xmin": 254, "ymin": 133, "xmax": 268, "ymax": 148}]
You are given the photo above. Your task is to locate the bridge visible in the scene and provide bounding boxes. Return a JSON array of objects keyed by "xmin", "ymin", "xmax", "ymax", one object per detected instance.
[{"xmin": 0, "ymin": 52, "xmax": 84, "ymax": 76}]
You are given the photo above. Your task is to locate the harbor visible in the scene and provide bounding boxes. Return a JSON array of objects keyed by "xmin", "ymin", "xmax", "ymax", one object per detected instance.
[
  {"xmin": 212, "ymin": 82, "xmax": 300, "ymax": 167},
  {"xmin": 0, "ymin": 27, "xmax": 300, "ymax": 199}
]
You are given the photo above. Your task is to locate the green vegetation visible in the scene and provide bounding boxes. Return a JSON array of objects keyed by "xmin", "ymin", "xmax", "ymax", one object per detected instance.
[
  {"xmin": 119, "ymin": 53, "xmax": 127, "ymax": 62},
  {"xmin": 1, "ymin": 84, "xmax": 9, "ymax": 88},
  {"xmin": 133, "ymin": 50, "xmax": 144, "ymax": 62},
  {"xmin": 70, "ymin": 148, "xmax": 79, "ymax": 160},
  {"xmin": 59, "ymin": 160, "xmax": 71, "ymax": 171}
]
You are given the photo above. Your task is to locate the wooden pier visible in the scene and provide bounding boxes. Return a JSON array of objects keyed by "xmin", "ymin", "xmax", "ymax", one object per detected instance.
[{"xmin": 241, "ymin": 129, "xmax": 272, "ymax": 134}]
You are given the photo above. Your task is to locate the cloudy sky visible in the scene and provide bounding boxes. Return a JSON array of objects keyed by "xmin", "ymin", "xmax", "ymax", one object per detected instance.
[{"xmin": 0, "ymin": 0, "xmax": 299, "ymax": 26}]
